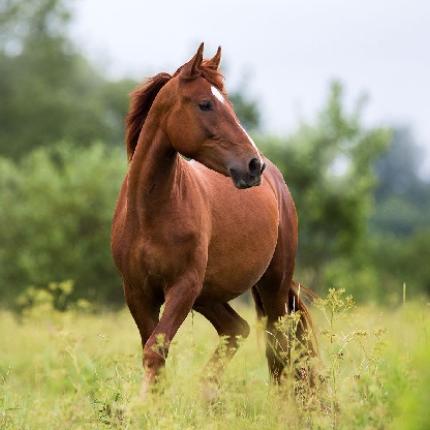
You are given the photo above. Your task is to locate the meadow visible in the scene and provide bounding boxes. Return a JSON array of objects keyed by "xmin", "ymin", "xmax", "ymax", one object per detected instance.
[{"xmin": 1, "ymin": 287, "xmax": 429, "ymax": 430}]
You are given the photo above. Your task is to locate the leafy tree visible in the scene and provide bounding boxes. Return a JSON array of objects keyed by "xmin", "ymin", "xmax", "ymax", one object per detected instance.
[
  {"xmin": 260, "ymin": 82, "xmax": 390, "ymax": 292},
  {"xmin": 371, "ymin": 127, "xmax": 430, "ymax": 236},
  {"xmin": 0, "ymin": 143, "xmax": 125, "ymax": 304},
  {"xmin": 0, "ymin": 0, "xmax": 134, "ymax": 159},
  {"xmin": 229, "ymin": 90, "xmax": 260, "ymax": 131},
  {"xmin": 374, "ymin": 127, "xmax": 426, "ymax": 203},
  {"xmin": 368, "ymin": 127, "xmax": 430, "ymax": 296}
]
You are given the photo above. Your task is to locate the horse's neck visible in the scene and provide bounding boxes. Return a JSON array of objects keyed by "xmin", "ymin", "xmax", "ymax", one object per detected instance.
[{"xmin": 126, "ymin": 119, "xmax": 184, "ymax": 223}]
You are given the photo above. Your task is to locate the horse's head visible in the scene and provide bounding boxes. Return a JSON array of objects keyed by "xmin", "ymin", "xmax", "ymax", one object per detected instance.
[{"xmin": 161, "ymin": 43, "xmax": 265, "ymax": 189}]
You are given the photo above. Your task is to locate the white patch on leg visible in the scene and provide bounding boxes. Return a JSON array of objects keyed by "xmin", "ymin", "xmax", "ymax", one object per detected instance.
[{"xmin": 211, "ymin": 85, "xmax": 225, "ymax": 104}]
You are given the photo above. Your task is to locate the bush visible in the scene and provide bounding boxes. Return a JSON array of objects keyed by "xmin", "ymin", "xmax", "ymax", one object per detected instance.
[
  {"xmin": 0, "ymin": 143, "xmax": 125, "ymax": 305},
  {"xmin": 259, "ymin": 82, "xmax": 390, "ymax": 295}
]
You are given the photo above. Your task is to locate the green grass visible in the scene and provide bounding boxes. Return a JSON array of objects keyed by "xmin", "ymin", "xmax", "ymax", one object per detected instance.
[{"xmin": 1, "ymin": 290, "xmax": 429, "ymax": 429}]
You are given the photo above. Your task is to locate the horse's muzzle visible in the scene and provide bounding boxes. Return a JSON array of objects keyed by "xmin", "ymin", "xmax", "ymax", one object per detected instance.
[{"xmin": 229, "ymin": 168, "xmax": 262, "ymax": 189}]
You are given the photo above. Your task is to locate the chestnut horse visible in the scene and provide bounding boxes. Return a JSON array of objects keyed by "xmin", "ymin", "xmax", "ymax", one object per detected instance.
[{"xmin": 111, "ymin": 43, "xmax": 314, "ymax": 395}]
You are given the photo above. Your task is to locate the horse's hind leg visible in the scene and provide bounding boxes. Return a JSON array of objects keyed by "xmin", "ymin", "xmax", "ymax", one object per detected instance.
[
  {"xmin": 252, "ymin": 213, "xmax": 298, "ymax": 383},
  {"xmin": 194, "ymin": 302, "xmax": 250, "ymax": 384},
  {"xmin": 254, "ymin": 278, "xmax": 291, "ymax": 383},
  {"xmin": 254, "ymin": 269, "xmax": 314, "ymax": 384}
]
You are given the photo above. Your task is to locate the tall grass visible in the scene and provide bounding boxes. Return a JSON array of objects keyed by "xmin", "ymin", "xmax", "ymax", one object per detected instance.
[{"xmin": 0, "ymin": 287, "xmax": 429, "ymax": 429}]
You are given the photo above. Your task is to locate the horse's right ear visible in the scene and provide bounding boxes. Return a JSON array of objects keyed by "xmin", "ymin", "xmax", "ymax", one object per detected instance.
[
  {"xmin": 206, "ymin": 46, "xmax": 222, "ymax": 70},
  {"xmin": 181, "ymin": 42, "xmax": 204, "ymax": 79}
]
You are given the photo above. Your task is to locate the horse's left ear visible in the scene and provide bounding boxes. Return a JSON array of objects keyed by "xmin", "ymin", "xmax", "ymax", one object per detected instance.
[
  {"xmin": 181, "ymin": 42, "xmax": 204, "ymax": 79},
  {"xmin": 207, "ymin": 46, "xmax": 222, "ymax": 70}
]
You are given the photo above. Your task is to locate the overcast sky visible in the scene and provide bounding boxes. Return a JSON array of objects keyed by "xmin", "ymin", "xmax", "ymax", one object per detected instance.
[{"xmin": 72, "ymin": 0, "xmax": 430, "ymax": 166}]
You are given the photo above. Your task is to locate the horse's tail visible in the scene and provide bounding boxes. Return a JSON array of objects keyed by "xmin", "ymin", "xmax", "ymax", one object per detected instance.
[
  {"xmin": 252, "ymin": 281, "xmax": 318, "ymax": 356},
  {"xmin": 251, "ymin": 285, "xmax": 266, "ymax": 320},
  {"xmin": 289, "ymin": 281, "xmax": 318, "ymax": 357}
]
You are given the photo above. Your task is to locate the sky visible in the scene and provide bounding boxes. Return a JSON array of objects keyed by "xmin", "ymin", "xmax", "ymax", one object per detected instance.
[{"xmin": 72, "ymin": 0, "xmax": 430, "ymax": 168}]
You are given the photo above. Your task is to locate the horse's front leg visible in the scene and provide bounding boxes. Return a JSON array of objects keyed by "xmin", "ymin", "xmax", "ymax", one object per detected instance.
[{"xmin": 141, "ymin": 272, "xmax": 202, "ymax": 395}]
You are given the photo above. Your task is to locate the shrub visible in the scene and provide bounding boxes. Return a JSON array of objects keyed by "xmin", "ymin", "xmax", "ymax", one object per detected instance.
[{"xmin": 0, "ymin": 143, "xmax": 125, "ymax": 305}]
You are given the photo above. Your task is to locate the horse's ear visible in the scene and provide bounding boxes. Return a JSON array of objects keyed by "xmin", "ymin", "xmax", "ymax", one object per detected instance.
[
  {"xmin": 207, "ymin": 46, "xmax": 222, "ymax": 70},
  {"xmin": 181, "ymin": 42, "xmax": 204, "ymax": 78}
]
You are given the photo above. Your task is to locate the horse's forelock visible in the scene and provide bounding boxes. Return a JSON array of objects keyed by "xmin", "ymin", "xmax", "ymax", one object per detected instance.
[
  {"xmin": 200, "ymin": 62, "xmax": 225, "ymax": 93},
  {"xmin": 174, "ymin": 61, "xmax": 225, "ymax": 93}
]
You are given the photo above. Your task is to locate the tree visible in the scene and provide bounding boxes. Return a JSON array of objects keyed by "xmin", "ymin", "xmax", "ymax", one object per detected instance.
[
  {"xmin": 260, "ymin": 82, "xmax": 390, "ymax": 293},
  {"xmin": 371, "ymin": 127, "xmax": 430, "ymax": 236},
  {"xmin": 0, "ymin": 143, "xmax": 125, "ymax": 304},
  {"xmin": 229, "ymin": 90, "xmax": 260, "ymax": 131},
  {"xmin": 0, "ymin": 0, "xmax": 134, "ymax": 159}
]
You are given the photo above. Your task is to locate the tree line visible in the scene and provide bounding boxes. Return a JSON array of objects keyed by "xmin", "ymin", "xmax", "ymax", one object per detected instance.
[{"xmin": 1, "ymin": 0, "xmax": 429, "ymax": 306}]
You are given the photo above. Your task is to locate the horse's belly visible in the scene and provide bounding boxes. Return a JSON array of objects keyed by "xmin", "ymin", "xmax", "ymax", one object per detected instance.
[{"xmin": 202, "ymin": 183, "xmax": 279, "ymax": 301}]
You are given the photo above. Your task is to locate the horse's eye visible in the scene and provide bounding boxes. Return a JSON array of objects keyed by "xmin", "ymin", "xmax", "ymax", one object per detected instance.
[{"xmin": 198, "ymin": 100, "xmax": 213, "ymax": 111}]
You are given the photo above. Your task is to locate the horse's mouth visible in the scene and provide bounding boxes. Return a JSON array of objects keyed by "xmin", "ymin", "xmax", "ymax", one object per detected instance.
[{"xmin": 231, "ymin": 175, "xmax": 261, "ymax": 189}]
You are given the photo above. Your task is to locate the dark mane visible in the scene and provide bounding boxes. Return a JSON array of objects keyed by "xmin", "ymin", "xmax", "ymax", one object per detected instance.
[
  {"xmin": 125, "ymin": 72, "xmax": 171, "ymax": 161},
  {"xmin": 125, "ymin": 64, "xmax": 224, "ymax": 161}
]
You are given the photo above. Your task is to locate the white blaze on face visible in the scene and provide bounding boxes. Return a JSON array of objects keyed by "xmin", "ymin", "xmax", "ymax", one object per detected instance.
[
  {"xmin": 211, "ymin": 85, "xmax": 225, "ymax": 104},
  {"xmin": 238, "ymin": 122, "xmax": 264, "ymax": 165},
  {"xmin": 238, "ymin": 123, "xmax": 258, "ymax": 150},
  {"xmin": 211, "ymin": 84, "xmax": 262, "ymax": 164}
]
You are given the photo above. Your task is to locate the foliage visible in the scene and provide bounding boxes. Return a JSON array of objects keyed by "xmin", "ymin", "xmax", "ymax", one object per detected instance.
[
  {"xmin": 1, "ymin": 1, "xmax": 430, "ymax": 307},
  {"xmin": 0, "ymin": 0, "xmax": 135, "ymax": 159},
  {"xmin": 260, "ymin": 82, "xmax": 391, "ymax": 293},
  {"xmin": 0, "ymin": 143, "xmax": 125, "ymax": 304},
  {"xmin": 372, "ymin": 127, "xmax": 430, "ymax": 236},
  {"xmin": 16, "ymin": 280, "xmax": 92, "ymax": 316},
  {"xmin": 0, "ymin": 291, "xmax": 429, "ymax": 429},
  {"xmin": 369, "ymin": 230, "xmax": 430, "ymax": 298},
  {"xmin": 229, "ymin": 90, "xmax": 261, "ymax": 131}
]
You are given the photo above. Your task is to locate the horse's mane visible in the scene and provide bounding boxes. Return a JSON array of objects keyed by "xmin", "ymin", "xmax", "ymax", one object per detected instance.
[
  {"xmin": 125, "ymin": 72, "xmax": 172, "ymax": 161},
  {"xmin": 125, "ymin": 63, "xmax": 225, "ymax": 161}
]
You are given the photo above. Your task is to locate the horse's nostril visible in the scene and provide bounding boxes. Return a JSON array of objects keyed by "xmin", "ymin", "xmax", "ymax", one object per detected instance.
[{"xmin": 248, "ymin": 158, "xmax": 262, "ymax": 176}]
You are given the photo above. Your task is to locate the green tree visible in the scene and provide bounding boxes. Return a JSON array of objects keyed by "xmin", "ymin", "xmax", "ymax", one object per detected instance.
[
  {"xmin": 229, "ymin": 90, "xmax": 260, "ymax": 131},
  {"xmin": 369, "ymin": 127, "xmax": 430, "ymax": 297},
  {"xmin": 0, "ymin": 143, "xmax": 125, "ymax": 304},
  {"xmin": 0, "ymin": 0, "xmax": 134, "ymax": 159},
  {"xmin": 372, "ymin": 127, "xmax": 430, "ymax": 236},
  {"xmin": 260, "ymin": 82, "xmax": 390, "ymax": 294}
]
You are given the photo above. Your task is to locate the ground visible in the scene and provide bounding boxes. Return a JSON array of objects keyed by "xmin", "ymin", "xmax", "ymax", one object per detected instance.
[{"xmin": 0, "ymin": 289, "xmax": 429, "ymax": 429}]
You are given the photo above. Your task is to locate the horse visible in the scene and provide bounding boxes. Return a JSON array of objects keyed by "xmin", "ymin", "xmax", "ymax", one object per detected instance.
[{"xmin": 111, "ymin": 43, "xmax": 314, "ymax": 396}]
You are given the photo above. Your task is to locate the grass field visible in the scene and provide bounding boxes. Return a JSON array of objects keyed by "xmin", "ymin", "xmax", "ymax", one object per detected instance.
[{"xmin": 1, "ymin": 288, "xmax": 429, "ymax": 429}]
